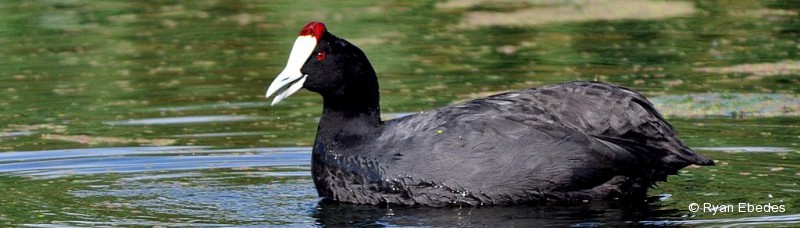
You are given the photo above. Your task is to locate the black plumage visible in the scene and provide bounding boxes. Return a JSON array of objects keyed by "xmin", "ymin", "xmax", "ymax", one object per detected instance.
[{"xmin": 266, "ymin": 22, "xmax": 713, "ymax": 207}]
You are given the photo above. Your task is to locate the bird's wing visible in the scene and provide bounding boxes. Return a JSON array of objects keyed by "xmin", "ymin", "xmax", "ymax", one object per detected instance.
[
  {"xmin": 518, "ymin": 81, "xmax": 713, "ymax": 167},
  {"xmin": 373, "ymin": 95, "xmax": 650, "ymax": 203}
]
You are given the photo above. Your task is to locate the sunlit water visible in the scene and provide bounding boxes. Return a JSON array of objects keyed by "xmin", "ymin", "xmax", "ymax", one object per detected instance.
[{"xmin": 1, "ymin": 0, "xmax": 799, "ymax": 226}]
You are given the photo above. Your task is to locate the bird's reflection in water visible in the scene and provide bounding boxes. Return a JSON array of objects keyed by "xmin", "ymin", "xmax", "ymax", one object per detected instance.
[{"xmin": 311, "ymin": 197, "xmax": 679, "ymax": 227}]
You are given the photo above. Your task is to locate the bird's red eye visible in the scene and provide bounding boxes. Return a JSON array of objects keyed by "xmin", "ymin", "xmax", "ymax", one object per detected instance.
[{"xmin": 316, "ymin": 52, "xmax": 326, "ymax": 61}]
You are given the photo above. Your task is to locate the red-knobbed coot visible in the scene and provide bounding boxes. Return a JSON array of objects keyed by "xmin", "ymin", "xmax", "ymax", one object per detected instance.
[{"xmin": 265, "ymin": 21, "xmax": 714, "ymax": 207}]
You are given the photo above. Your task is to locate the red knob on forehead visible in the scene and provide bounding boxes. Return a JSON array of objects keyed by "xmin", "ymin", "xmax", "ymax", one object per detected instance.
[{"xmin": 299, "ymin": 21, "xmax": 327, "ymax": 41}]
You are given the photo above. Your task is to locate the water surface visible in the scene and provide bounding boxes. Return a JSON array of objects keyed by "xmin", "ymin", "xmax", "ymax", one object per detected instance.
[{"xmin": 1, "ymin": 0, "xmax": 799, "ymax": 226}]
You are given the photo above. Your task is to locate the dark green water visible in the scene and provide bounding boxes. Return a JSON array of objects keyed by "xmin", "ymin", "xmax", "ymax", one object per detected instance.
[{"xmin": 1, "ymin": 0, "xmax": 798, "ymax": 226}]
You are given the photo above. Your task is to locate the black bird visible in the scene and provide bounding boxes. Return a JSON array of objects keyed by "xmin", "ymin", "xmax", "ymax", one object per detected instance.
[{"xmin": 265, "ymin": 21, "xmax": 713, "ymax": 207}]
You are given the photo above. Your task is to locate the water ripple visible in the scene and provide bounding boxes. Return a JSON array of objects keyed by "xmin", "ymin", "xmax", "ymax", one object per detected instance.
[
  {"xmin": 149, "ymin": 102, "xmax": 268, "ymax": 112},
  {"xmin": 695, "ymin": 146, "xmax": 796, "ymax": 153},
  {"xmin": 0, "ymin": 146, "xmax": 311, "ymax": 178},
  {"xmin": 642, "ymin": 213, "xmax": 800, "ymax": 226},
  {"xmin": 103, "ymin": 115, "xmax": 264, "ymax": 126}
]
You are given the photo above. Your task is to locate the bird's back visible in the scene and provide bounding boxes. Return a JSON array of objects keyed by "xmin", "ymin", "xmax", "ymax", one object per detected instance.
[{"xmin": 522, "ymin": 81, "xmax": 713, "ymax": 168}]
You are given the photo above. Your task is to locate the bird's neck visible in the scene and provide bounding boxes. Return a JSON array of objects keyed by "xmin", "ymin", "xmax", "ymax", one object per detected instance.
[
  {"xmin": 317, "ymin": 75, "xmax": 382, "ymax": 142},
  {"xmin": 319, "ymin": 99, "xmax": 381, "ymax": 135}
]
